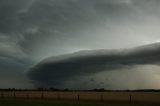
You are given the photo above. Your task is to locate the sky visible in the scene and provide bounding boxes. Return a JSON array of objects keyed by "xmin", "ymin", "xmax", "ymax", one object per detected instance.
[{"xmin": 1, "ymin": 0, "xmax": 160, "ymax": 89}]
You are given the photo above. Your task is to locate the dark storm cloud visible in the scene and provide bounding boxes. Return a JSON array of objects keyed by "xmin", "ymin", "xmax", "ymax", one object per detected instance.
[
  {"xmin": 0, "ymin": 57, "xmax": 33, "ymax": 88},
  {"xmin": 0, "ymin": 0, "xmax": 139, "ymax": 57},
  {"xmin": 0, "ymin": 0, "xmax": 137, "ymax": 88},
  {"xmin": 0, "ymin": 0, "xmax": 156, "ymax": 60},
  {"xmin": 1, "ymin": 0, "xmax": 160, "ymax": 89},
  {"xmin": 28, "ymin": 43, "xmax": 160, "ymax": 88}
]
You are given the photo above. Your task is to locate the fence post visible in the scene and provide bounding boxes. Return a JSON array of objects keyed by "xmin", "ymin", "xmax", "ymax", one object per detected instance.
[
  {"xmin": 1, "ymin": 92, "xmax": 4, "ymax": 98},
  {"xmin": 100, "ymin": 95, "xmax": 103, "ymax": 102},
  {"xmin": 129, "ymin": 94, "xmax": 132, "ymax": 103},
  {"xmin": 41, "ymin": 92, "xmax": 44, "ymax": 99},
  {"xmin": 27, "ymin": 93, "xmax": 29, "ymax": 99},
  {"xmin": 77, "ymin": 94, "xmax": 80, "ymax": 101},
  {"xmin": 57, "ymin": 93, "xmax": 60, "ymax": 100},
  {"xmin": 13, "ymin": 92, "xmax": 16, "ymax": 98}
]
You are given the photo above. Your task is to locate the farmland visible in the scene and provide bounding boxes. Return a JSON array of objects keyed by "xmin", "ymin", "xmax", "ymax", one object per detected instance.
[
  {"xmin": 1, "ymin": 91, "xmax": 160, "ymax": 103},
  {"xmin": 1, "ymin": 98, "xmax": 160, "ymax": 106}
]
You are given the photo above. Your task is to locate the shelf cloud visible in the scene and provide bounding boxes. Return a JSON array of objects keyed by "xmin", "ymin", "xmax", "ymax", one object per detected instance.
[
  {"xmin": 1, "ymin": 0, "xmax": 160, "ymax": 89},
  {"xmin": 28, "ymin": 43, "xmax": 160, "ymax": 88}
]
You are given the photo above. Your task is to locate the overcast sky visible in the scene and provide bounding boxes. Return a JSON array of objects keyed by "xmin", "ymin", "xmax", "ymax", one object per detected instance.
[{"xmin": 1, "ymin": 0, "xmax": 160, "ymax": 89}]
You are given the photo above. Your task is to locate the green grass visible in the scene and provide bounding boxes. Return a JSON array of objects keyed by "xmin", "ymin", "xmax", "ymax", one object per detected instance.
[{"xmin": 0, "ymin": 98, "xmax": 160, "ymax": 106}]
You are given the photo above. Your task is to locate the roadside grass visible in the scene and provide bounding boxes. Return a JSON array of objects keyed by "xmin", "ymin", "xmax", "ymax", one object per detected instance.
[{"xmin": 0, "ymin": 98, "xmax": 160, "ymax": 106}]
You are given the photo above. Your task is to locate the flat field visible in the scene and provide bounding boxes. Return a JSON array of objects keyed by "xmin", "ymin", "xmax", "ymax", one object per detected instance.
[
  {"xmin": 0, "ymin": 98, "xmax": 160, "ymax": 106},
  {"xmin": 1, "ymin": 91, "xmax": 160, "ymax": 104}
]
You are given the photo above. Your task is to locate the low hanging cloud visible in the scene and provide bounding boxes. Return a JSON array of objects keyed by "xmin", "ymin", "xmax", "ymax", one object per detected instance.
[
  {"xmin": 1, "ymin": 0, "xmax": 160, "ymax": 89},
  {"xmin": 28, "ymin": 43, "xmax": 160, "ymax": 88}
]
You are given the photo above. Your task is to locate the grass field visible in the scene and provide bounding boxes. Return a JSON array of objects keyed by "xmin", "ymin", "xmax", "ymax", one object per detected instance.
[
  {"xmin": 0, "ymin": 98, "xmax": 160, "ymax": 106},
  {"xmin": 1, "ymin": 91, "xmax": 160, "ymax": 103},
  {"xmin": 1, "ymin": 91, "xmax": 160, "ymax": 105}
]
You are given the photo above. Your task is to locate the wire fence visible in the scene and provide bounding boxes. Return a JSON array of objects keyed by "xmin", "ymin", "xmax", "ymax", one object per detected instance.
[{"xmin": 0, "ymin": 91, "xmax": 160, "ymax": 103}]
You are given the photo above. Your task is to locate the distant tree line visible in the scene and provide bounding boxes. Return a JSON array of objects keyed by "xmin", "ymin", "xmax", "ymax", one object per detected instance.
[{"xmin": 0, "ymin": 88, "xmax": 160, "ymax": 92}]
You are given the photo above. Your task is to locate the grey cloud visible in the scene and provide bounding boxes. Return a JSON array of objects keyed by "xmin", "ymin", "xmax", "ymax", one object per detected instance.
[
  {"xmin": 0, "ymin": 0, "xmax": 138, "ymax": 49},
  {"xmin": 28, "ymin": 43, "xmax": 160, "ymax": 88},
  {"xmin": 0, "ymin": 0, "xmax": 157, "ymax": 60},
  {"xmin": 0, "ymin": 0, "xmax": 160, "ymax": 89},
  {"xmin": 0, "ymin": 56, "xmax": 34, "ymax": 88}
]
